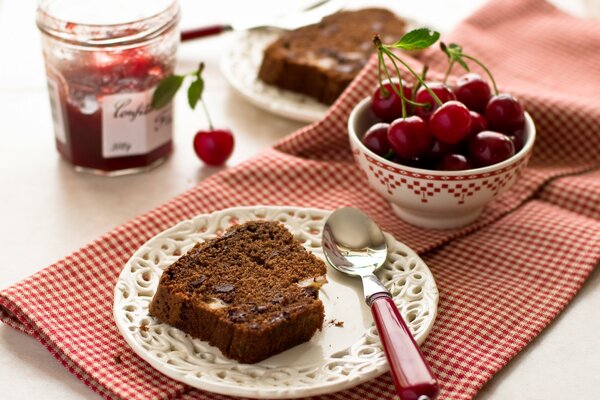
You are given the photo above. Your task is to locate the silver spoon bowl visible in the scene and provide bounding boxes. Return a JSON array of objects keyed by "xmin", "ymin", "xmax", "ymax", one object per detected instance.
[
  {"xmin": 322, "ymin": 207, "xmax": 389, "ymax": 301},
  {"xmin": 323, "ymin": 207, "xmax": 439, "ymax": 400}
]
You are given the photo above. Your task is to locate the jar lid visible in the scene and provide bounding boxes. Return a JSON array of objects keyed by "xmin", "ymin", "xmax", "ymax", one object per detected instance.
[{"xmin": 37, "ymin": 0, "xmax": 179, "ymax": 46}]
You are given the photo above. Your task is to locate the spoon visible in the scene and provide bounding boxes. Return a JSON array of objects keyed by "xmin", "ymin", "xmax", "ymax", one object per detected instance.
[
  {"xmin": 322, "ymin": 207, "xmax": 439, "ymax": 400},
  {"xmin": 180, "ymin": 0, "xmax": 343, "ymax": 41}
]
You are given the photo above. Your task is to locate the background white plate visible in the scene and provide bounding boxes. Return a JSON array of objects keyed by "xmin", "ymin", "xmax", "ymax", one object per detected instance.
[
  {"xmin": 220, "ymin": 29, "xmax": 329, "ymax": 123},
  {"xmin": 113, "ymin": 206, "xmax": 439, "ymax": 399},
  {"xmin": 219, "ymin": 12, "xmax": 420, "ymax": 124}
]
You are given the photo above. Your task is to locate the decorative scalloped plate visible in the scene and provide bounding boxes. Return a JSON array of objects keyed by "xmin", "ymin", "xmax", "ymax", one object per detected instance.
[{"xmin": 113, "ymin": 206, "xmax": 439, "ymax": 399}]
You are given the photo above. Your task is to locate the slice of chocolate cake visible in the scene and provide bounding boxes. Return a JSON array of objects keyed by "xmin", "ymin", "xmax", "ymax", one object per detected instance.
[
  {"xmin": 257, "ymin": 8, "xmax": 407, "ymax": 104},
  {"xmin": 149, "ymin": 221, "xmax": 327, "ymax": 364}
]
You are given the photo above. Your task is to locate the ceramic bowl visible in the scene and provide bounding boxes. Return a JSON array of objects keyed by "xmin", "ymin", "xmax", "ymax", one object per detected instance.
[{"xmin": 348, "ymin": 97, "xmax": 536, "ymax": 229}]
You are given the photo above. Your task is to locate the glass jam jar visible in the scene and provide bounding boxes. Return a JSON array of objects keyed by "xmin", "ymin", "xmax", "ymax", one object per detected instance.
[{"xmin": 37, "ymin": 0, "xmax": 180, "ymax": 176}]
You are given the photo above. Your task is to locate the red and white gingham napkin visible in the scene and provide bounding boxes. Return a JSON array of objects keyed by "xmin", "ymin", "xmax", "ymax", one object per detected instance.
[{"xmin": 2, "ymin": 0, "xmax": 600, "ymax": 399}]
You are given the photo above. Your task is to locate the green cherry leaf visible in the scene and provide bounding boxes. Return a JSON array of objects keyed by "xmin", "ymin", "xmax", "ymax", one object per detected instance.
[
  {"xmin": 455, "ymin": 57, "xmax": 470, "ymax": 71},
  {"xmin": 392, "ymin": 28, "xmax": 440, "ymax": 50},
  {"xmin": 443, "ymin": 43, "xmax": 470, "ymax": 71},
  {"xmin": 151, "ymin": 75, "xmax": 184, "ymax": 109},
  {"xmin": 187, "ymin": 76, "xmax": 204, "ymax": 110},
  {"xmin": 440, "ymin": 42, "xmax": 450, "ymax": 57}
]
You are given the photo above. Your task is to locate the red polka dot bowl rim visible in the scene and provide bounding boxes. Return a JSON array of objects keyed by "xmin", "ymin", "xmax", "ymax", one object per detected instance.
[{"xmin": 348, "ymin": 96, "xmax": 536, "ymax": 229}]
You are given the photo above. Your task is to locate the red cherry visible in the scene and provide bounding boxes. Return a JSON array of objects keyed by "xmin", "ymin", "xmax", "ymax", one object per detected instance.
[
  {"xmin": 508, "ymin": 127, "xmax": 527, "ymax": 152},
  {"xmin": 427, "ymin": 140, "xmax": 461, "ymax": 162},
  {"xmin": 362, "ymin": 123, "xmax": 391, "ymax": 156},
  {"xmin": 468, "ymin": 111, "xmax": 488, "ymax": 139},
  {"xmin": 468, "ymin": 131, "xmax": 515, "ymax": 167},
  {"xmin": 414, "ymin": 82, "xmax": 456, "ymax": 121},
  {"xmin": 485, "ymin": 94, "xmax": 525, "ymax": 135},
  {"xmin": 387, "ymin": 116, "xmax": 433, "ymax": 159},
  {"xmin": 393, "ymin": 155, "xmax": 427, "ymax": 169},
  {"xmin": 429, "ymin": 101, "xmax": 472, "ymax": 144},
  {"xmin": 437, "ymin": 153, "xmax": 473, "ymax": 171},
  {"xmin": 193, "ymin": 129, "xmax": 234, "ymax": 166},
  {"xmin": 454, "ymin": 73, "xmax": 492, "ymax": 113},
  {"xmin": 370, "ymin": 79, "xmax": 413, "ymax": 122}
]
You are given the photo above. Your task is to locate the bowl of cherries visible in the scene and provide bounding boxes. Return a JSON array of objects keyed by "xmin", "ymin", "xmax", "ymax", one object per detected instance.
[{"xmin": 348, "ymin": 31, "xmax": 535, "ymax": 229}]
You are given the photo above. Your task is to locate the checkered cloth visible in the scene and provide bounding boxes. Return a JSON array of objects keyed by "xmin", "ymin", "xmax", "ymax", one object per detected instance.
[{"xmin": 2, "ymin": 0, "xmax": 600, "ymax": 399}]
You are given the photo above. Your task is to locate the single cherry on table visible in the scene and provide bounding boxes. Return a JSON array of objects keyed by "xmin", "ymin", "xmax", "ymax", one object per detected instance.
[
  {"xmin": 152, "ymin": 62, "xmax": 236, "ymax": 167},
  {"xmin": 193, "ymin": 129, "xmax": 235, "ymax": 166}
]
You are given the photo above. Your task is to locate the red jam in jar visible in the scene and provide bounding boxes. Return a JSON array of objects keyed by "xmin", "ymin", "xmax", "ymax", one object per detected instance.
[{"xmin": 37, "ymin": 0, "xmax": 180, "ymax": 176}]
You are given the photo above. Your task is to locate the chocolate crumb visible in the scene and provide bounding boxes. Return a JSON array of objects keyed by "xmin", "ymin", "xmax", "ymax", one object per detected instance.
[
  {"xmin": 327, "ymin": 319, "xmax": 344, "ymax": 328},
  {"xmin": 303, "ymin": 287, "xmax": 318, "ymax": 299},
  {"xmin": 113, "ymin": 353, "xmax": 122, "ymax": 364},
  {"xmin": 139, "ymin": 324, "xmax": 149, "ymax": 332},
  {"xmin": 229, "ymin": 310, "xmax": 247, "ymax": 323},
  {"xmin": 270, "ymin": 311, "xmax": 290, "ymax": 324},
  {"xmin": 215, "ymin": 283, "xmax": 235, "ymax": 293},
  {"xmin": 252, "ymin": 305, "xmax": 268, "ymax": 313},
  {"xmin": 271, "ymin": 293, "xmax": 284, "ymax": 304},
  {"xmin": 189, "ymin": 275, "xmax": 207, "ymax": 288}
]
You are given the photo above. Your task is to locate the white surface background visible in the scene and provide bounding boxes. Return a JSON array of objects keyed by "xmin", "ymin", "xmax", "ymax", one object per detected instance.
[{"xmin": 0, "ymin": 0, "xmax": 599, "ymax": 399}]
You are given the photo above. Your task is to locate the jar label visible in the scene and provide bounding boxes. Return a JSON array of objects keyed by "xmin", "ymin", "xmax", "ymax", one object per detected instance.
[
  {"xmin": 102, "ymin": 88, "xmax": 173, "ymax": 158},
  {"xmin": 47, "ymin": 78, "xmax": 67, "ymax": 144}
]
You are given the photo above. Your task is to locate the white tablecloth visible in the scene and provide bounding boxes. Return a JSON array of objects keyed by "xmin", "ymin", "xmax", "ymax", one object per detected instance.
[{"xmin": 0, "ymin": 0, "xmax": 598, "ymax": 398}]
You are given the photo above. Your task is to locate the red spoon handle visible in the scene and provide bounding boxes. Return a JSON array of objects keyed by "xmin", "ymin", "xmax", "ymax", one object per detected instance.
[
  {"xmin": 370, "ymin": 293, "xmax": 439, "ymax": 400},
  {"xmin": 181, "ymin": 24, "xmax": 233, "ymax": 41}
]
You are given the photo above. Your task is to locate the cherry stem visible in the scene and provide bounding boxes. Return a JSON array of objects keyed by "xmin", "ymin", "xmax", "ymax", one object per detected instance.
[
  {"xmin": 374, "ymin": 34, "xmax": 407, "ymax": 118},
  {"xmin": 376, "ymin": 51, "xmax": 390, "ymax": 98},
  {"xmin": 383, "ymin": 52, "xmax": 407, "ymax": 118},
  {"xmin": 196, "ymin": 62, "xmax": 205, "ymax": 77},
  {"xmin": 201, "ymin": 99, "xmax": 214, "ymax": 130},
  {"xmin": 412, "ymin": 65, "xmax": 428, "ymax": 102},
  {"xmin": 443, "ymin": 60, "xmax": 455, "ymax": 84},
  {"xmin": 383, "ymin": 55, "xmax": 431, "ymax": 108},
  {"xmin": 462, "ymin": 54, "xmax": 499, "ymax": 95},
  {"xmin": 403, "ymin": 97, "xmax": 429, "ymax": 108},
  {"xmin": 382, "ymin": 46, "xmax": 443, "ymax": 106}
]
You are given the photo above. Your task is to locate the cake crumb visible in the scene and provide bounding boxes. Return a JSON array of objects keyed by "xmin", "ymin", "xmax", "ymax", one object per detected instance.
[
  {"xmin": 327, "ymin": 319, "xmax": 344, "ymax": 328},
  {"xmin": 139, "ymin": 324, "xmax": 149, "ymax": 332},
  {"xmin": 113, "ymin": 353, "xmax": 122, "ymax": 364}
]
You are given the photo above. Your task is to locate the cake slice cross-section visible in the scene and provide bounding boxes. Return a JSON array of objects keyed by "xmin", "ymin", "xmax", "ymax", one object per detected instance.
[
  {"xmin": 257, "ymin": 8, "xmax": 407, "ymax": 104},
  {"xmin": 149, "ymin": 220, "xmax": 327, "ymax": 364}
]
